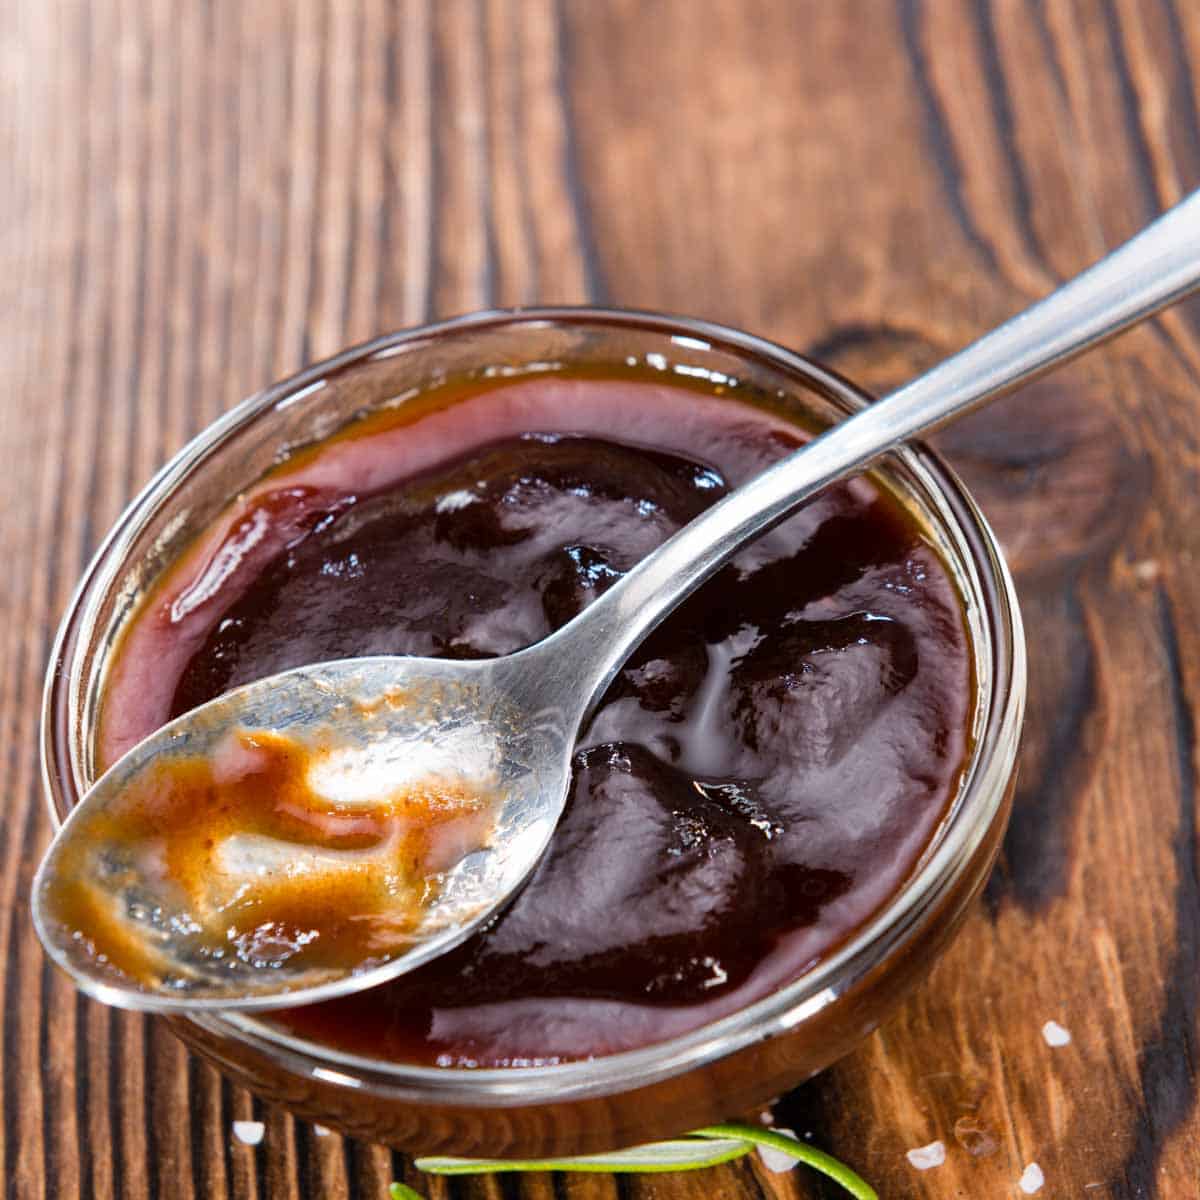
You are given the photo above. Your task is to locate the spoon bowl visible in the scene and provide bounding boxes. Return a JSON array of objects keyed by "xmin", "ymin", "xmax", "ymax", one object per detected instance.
[{"xmin": 33, "ymin": 653, "xmax": 574, "ymax": 1011}]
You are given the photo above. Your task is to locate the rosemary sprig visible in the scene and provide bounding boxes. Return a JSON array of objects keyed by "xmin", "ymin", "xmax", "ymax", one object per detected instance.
[
  {"xmin": 400, "ymin": 1122, "xmax": 877, "ymax": 1198},
  {"xmin": 414, "ymin": 1135, "xmax": 753, "ymax": 1174},
  {"xmin": 388, "ymin": 1185, "xmax": 424, "ymax": 1200},
  {"xmin": 694, "ymin": 1124, "xmax": 878, "ymax": 1200}
]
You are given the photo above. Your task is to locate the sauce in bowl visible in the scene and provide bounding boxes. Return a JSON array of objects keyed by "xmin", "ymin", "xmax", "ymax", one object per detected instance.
[{"xmin": 98, "ymin": 368, "xmax": 973, "ymax": 1066}]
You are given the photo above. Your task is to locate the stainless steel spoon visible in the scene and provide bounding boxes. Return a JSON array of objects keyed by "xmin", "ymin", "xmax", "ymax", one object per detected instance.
[{"xmin": 33, "ymin": 190, "xmax": 1200, "ymax": 1014}]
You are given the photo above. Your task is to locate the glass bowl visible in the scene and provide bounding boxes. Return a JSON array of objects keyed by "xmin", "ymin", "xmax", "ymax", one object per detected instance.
[{"xmin": 42, "ymin": 309, "xmax": 1025, "ymax": 1157}]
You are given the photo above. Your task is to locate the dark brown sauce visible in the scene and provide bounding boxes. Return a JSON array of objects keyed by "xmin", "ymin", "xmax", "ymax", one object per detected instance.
[{"xmin": 101, "ymin": 373, "xmax": 972, "ymax": 1065}]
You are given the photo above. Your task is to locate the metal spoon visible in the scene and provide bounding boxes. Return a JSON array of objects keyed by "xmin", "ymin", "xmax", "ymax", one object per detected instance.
[{"xmin": 33, "ymin": 190, "xmax": 1200, "ymax": 1013}]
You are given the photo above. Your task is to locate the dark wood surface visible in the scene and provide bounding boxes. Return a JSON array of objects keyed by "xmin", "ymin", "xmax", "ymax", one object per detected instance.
[{"xmin": 3, "ymin": 2, "xmax": 1199, "ymax": 1196}]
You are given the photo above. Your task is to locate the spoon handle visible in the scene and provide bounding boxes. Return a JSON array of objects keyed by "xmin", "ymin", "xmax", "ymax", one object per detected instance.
[{"xmin": 555, "ymin": 189, "xmax": 1200, "ymax": 711}]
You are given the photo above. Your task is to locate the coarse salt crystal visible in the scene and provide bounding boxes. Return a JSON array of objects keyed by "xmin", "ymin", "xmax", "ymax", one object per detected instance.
[
  {"xmin": 758, "ymin": 1110, "xmax": 774, "ymax": 1126},
  {"xmin": 906, "ymin": 1140, "xmax": 945, "ymax": 1170},
  {"xmin": 1020, "ymin": 1162, "xmax": 1045, "ymax": 1194},
  {"xmin": 313, "ymin": 1124, "xmax": 331, "ymax": 1137},
  {"xmin": 756, "ymin": 1129, "xmax": 801, "ymax": 1173},
  {"xmin": 232, "ymin": 1120, "xmax": 265, "ymax": 1146},
  {"xmin": 1042, "ymin": 1020, "xmax": 1071, "ymax": 1047}
]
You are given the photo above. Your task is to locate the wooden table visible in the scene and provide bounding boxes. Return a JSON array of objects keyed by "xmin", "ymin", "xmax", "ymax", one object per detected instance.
[{"xmin": 3, "ymin": 3, "xmax": 1198, "ymax": 1197}]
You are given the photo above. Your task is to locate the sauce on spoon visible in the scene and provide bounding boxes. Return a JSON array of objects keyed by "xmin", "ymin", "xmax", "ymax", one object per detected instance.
[{"xmin": 44, "ymin": 725, "xmax": 499, "ymax": 991}]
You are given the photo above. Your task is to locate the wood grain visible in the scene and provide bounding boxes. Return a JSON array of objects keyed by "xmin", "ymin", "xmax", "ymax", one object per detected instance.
[{"xmin": 2, "ymin": 1, "xmax": 1199, "ymax": 1196}]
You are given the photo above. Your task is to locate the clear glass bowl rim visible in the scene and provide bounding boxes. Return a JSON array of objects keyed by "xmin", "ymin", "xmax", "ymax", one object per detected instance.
[{"xmin": 41, "ymin": 306, "xmax": 1026, "ymax": 1106}]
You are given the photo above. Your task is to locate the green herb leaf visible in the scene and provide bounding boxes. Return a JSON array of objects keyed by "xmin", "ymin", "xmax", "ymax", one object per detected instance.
[
  {"xmin": 414, "ymin": 1135, "xmax": 753, "ymax": 1175},
  {"xmin": 694, "ymin": 1124, "xmax": 878, "ymax": 1200},
  {"xmin": 411, "ymin": 1124, "xmax": 875, "ymax": 1197},
  {"xmin": 388, "ymin": 1183, "xmax": 424, "ymax": 1200}
]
